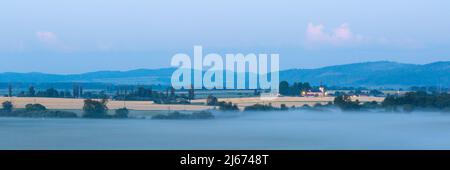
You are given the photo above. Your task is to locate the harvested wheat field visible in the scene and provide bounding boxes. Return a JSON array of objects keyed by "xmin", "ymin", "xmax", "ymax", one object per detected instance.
[
  {"xmin": 0, "ymin": 97, "xmax": 212, "ymax": 111},
  {"xmin": 192, "ymin": 96, "xmax": 385, "ymax": 108},
  {"xmin": 0, "ymin": 96, "xmax": 384, "ymax": 111}
]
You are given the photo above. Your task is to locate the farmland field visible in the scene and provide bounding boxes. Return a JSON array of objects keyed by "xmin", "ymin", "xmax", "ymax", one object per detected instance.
[{"xmin": 0, "ymin": 96, "xmax": 384, "ymax": 111}]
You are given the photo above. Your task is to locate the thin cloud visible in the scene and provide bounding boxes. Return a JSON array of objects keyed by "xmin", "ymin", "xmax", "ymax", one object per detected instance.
[
  {"xmin": 305, "ymin": 22, "xmax": 422, "ymax": 49},
  {"xmin": 36, "ymin": 31, "xmax": 73, "ymax": 51},
  {"xmin": 306, "ymin": 22, "xmax": 365, "ymax": 46},
  {"xmin": 36, "ymin": 31, "xmax": 58, "ymax": 43}
]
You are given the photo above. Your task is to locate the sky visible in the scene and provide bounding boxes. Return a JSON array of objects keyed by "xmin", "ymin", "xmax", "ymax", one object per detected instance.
[{"xmin": 0, "ymin": 0, "xmax": 449, "ymax": 74}]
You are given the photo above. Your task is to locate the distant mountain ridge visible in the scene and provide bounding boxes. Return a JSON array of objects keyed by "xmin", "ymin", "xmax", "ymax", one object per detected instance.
[
  {"xmin": 0, "ymin": 68, "xmax": 176, "ymax": 85},
  {"xmin": 0, "ymin": 61, "xmax": 449, "ymax": 88},
  {"xmin": 280, "ymin": 61, "xmax": 450, "ymax": 88}
]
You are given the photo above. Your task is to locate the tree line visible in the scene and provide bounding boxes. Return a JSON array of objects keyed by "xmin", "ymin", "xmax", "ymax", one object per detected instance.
[
  {"xmin": 5, "ymin": 85, "xmax": 195, "ymax": 105},
  {"xmin": 0, "ymin": 99, "xmax": 129, "ymax": 119},
  {"xmin": 333, "ymin": 91, "xmax": 450, "ymax": 112},
  {"xmin": 279, "ymin": 81, "xmax": 312, "ymax": 96},
  {"xmin": 113, "ymin": 86, "xmax": 194, "ymax": 104}
]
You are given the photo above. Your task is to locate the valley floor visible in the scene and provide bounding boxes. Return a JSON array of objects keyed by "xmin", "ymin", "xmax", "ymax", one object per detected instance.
[{"xmin": 0, "ymin": 96, "xmax": 384, "ymax": 111}]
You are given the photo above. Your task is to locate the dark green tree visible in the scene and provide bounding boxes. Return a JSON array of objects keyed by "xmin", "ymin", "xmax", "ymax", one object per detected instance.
[
  {"xmin": 334, "ymin": 95, "xmax": 361, "ymax": 111},
  {"xmin": 170, "ymin": 86, "xmax": 175, "ymax": 98},
  {"xmin": 25, "ymin": 103, "xmax": 47, "ymax": 111},
  {"xmin": 28, "ymin": 86, "xmax": 36, "ymax": 97},
  {"xmin": 188, "ymin": 85, "xmax": 195, "ymax": 100},
  {"xmin": 279, "ymin": 81, "xmax": 289, "ymax": 96},
  {"xmin": 206, "ymin": 95, "xmax": 219, "ymax": 106},
  {"xmin": 8, "ymin": 84, "xmax": 12, "ymax": 97},
  {"xmin": 114, "ymin": 107, "xmax": 129, "ymax": 118},
  {"xmin": 82, "ymin": 99, "xmax": 109, "ymax": 118},
  {"xmin": 2, "ymin": 101, "xmax": 13, "ymax": 112},
  {"xmin": 45, "ymin": 88, "xmax": 59, "ymax": 97}
]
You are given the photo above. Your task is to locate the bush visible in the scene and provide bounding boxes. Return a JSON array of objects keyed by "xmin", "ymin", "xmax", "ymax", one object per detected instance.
[
  {"xmin": 301, "ymin": 104, "xmax": 311, "ymax": 109},
  {"xmin": 0, "ymin": 102, "xmax": 77, "ymax": 118},
  {"xmin": 12, "ymin": 110, "xmax": 77, "ymax": 118},
  {"xmin": 0, "ymin": 109, "xmax": 77, "ymax": 118},
  {"xmin": 334, "ymin": 95, "xmax": 361, "ymax": 111},
  {"xmin": 206, "ymin": 95, "xmax": 239, "ymax": 111},
  {"xmin": 280, "ymin": 104, "xmax": 289, "ymax": 110},
  {"xmin": 25, "ymin": 104, "xmax": 47, "ymax": 111},
  {"xmin": 114, "ymin": 107, "xmax": 129, "ymax": 118},
  {"xmin": 82, "ymin": 99, "xmax": 109, "ymax": 118},
  {"xmin": 244, "ymin": 103, "xmax": 277, "ymax": 111},
  {"xmin": 206, "ymin": 95, "xmax": 219, "ymax": 106},
  {"xmin": 2, "ymin": 101, "xmax": 13, "ymax": 112},
  {"xmin": 217, "ymin": 101, "xmax": 239, "ymax": 111},
  {"xmin": 152, "ymin": 111, "xmax": 214, "ymax": 120}
]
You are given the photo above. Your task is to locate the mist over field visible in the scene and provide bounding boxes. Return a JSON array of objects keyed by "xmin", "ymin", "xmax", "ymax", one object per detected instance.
[{"xmin": 1, "ymin": 110, "xmax": 450, "ymax": 150}]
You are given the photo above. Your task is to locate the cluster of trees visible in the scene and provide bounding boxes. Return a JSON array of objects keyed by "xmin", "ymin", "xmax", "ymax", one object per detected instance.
[
  {"xmin": 272, "ymin": 83, "xmax": 388, "ymax": 97},
  {"xmin": 82, "ymin": 99, "xmax": 110, "ymax": 118},
  {"xmin": 206, "ymin": 95, "xmax": 239, "ymax": 111},
  {"xmin": 113, "ymin": 86, "xmax": 194, "ymax": 104},
  {"xmin": 333, "ymin": 95, "xmax": 390, "ymax": 111},
  {"xmin": 296, "ymin": 102, "xmax": 333, "ymax": 112},
  {"xmin": 279, "ymin": 81, "xmax": 387, "ymax": 97},
  {"xmin": 1, "ymin": 101, "xmax": 13, "ymax": 113},
  {"xmin": 82, "ymin": 99, "xmax": 129, "ymax": 118},
  {"xmin": 279, "ymin": 81, "xmax": 312, "ymax": 96},
  {"xmin": 16, "ymin": 87, "xmax": 71, "ymax": 98},
  {"xmin": 333, "ymin": 95, "xmax": 363, "ymax": 111},
  {"xmin": 25, "ymin": 103, "xmax": 46, "ymax": 111},
  {"xmin": 114, "ymin": 107, "xmax": 130, "ymax": 118},
  {"xmin": 0, "ymin": 99, "xmax": 130, "ymax": 118},
  {"xmin": 334, "ymin": 89, "xmax": 384, "ymax": 97},
  {"xmin": 113, "ymin": 86, "xmax": 155, "ymax": 101},
  {"xmin": 7, "ymin": 84, "xmax": 194, "ymax": 105},
  {"xmin": 206, "ymin": 95, "xmax": 219, "ymax": 106},
  {"xmin": 243, "ymin": 103, "xmax": 290, "ymax": 111},
  {"xmin": 152, "ymin": 111, "xmax": 214, "ymax": 120},
  {"xmin": 382, "ymin": 91, "xmax": 450, "ymax": 112},
  {"xmin": 152, "ymin": 87, "xmax": 191, "ymax": 104},
  {"xmin": 13, "ymin": 85, "xmax": 108, "ymax": 99},
  {"xmin": 206, "ymin": 95, "xmax": 291, "ymax": 112},
  {"xmin": 217, "ymin": 102, "xmax": 239, "ymax": 111},
  {"xmin": 332, "ymin": 91, "xmax": 450, "ymax": 113},
  {"xmin": 0, "ymin": 101, "xmax": 77, "ymax": 118}
]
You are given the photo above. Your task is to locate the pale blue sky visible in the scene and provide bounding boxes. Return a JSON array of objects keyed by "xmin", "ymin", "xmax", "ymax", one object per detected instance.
[{"xmin": 0, "ymin": 0, "xmax": 449, "ymax": 73}]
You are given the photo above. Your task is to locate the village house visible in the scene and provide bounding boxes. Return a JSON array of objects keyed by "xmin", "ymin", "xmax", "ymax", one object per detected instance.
[{"xmin": 301, "ymin": 85, "xmax": 328, "ymax": 97}]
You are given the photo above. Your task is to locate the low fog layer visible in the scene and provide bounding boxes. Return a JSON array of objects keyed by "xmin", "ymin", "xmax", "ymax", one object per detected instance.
[{"xmin": 1, "ymin": 110, "xmax": 450, "ymax": 149}]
